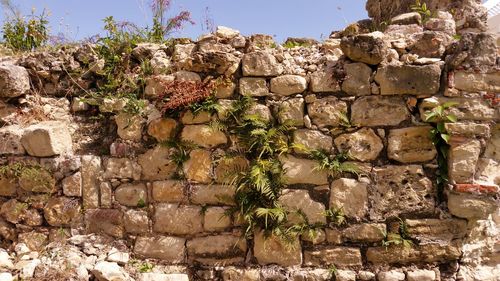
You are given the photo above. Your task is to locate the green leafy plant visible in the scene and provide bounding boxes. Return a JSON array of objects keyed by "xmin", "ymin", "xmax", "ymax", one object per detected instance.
[
  {"xmin": 0, "ymin": 162, "xmax": 54, "ymax": 192},
  {"xmin": 188, "ymin": 94, "xmax": 220, "ymax": 116},
  {"xmin": 136, "ymin": 198, "xmax": 146, "ymax": 208},
  {"xmin": 310, "ymin": 149, "xmax": 359, "ymax": 178},
  {"xmin": 382, "ymin": 218, "xmax": 414, "ymax": 249},
  {"xmin": 324, "ymin": 206, "xmax": 347, "ymax": 226},
  {"xmin": 410, "ymin": 0, "xmax": 433, "ymax": 23},
  {"xmin": 138, "ymin": 262, "xmax": 154, "ymax": 273},
  {"xmin": 161, "ymin": 139, "xmax": 198, "ymax": 178}
]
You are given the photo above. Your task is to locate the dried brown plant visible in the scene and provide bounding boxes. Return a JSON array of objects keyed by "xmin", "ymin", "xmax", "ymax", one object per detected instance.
[{"xmin": 157, "ymin": 79, "xmax": 215, "ymax": 112}]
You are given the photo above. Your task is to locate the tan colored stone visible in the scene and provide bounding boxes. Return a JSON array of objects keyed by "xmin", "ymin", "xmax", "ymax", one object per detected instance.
[
  {"xmin": 246, "ymin": 103, "xmax": 273, "ymax": 123},
  {"xmin": 0, "ymin": 64, "xmax": 30, "ymax": 98},
  {"xmin": 18, "ymin": 168, "xmax": 56, "ymax": 193},
  {"xmin": 43, "ymin": 197, "xmax": 80, "ymax": 226},
  {"xmin": 270, "ymin": 75, "xmax": 307, "ymax": 96},
  {"xmin": 253, "ymin": 231, "xmax": 302, "ymax": 266},
  {"xmin": 147, "ymin": 118, "xmax": 177, "ymax": 141},
  {"xmin": 420, "ymin": 97, "xmax": 497, "ymax": 122},
  {"xmin": 342, "ymin": 63, "xmax": 372, "ymax": 96},
  {"xmin": 134, "ymin": 235, "xmax": 185, "ymax": 262},
  {"xmin": 375, "ymin": 64, "xmax": 442, "ymax": 95},
  {"xmin": 0, "ymin": 125, "xmax": 25, "ymax": 155},
  {"xmin": 405, "ymin": 218, "xmax": 467, "ymax": 243},
  {"xmin": 124, "ymin": 209, "xmax": 149, "ymax": 234},
  {"xmin": 214, "ymin": 156, "xmax": 249, "ymax": 184},
  {"xmin": 181, "ymin": 125, "xmax": 227, "ymax": 148},
  {"xmin": 475, "ymin": 158, "xmax": 500, "ymax": 186},
  {"xmin": 214, "ymin": 80, "xmax": 236, "ymax": 99},
  {"xmin": 340, "ymin": 32, "xmax": 388, "ymax": 65},
  {"xmin": 100, "ymin": 182, "xmax": 112, "ymax": 208},
  {"xmin": 485, "ymin": 124, "xmax": 499, "ymax": 161},
  {"xmin": 242, "ymin": 51, "xmax": 283, "ymax": 76},
  {"xmin": 325, "ymin": 228, "xmax": 343, "ymax": 244},
  {"xmin": 307, "ymin": 97, "xmax": 348, "ymax": 128},
  {"xmin": 153, "ymin": 204, "xmax": 203, "ymax": 235},
  {"xmin": 330, "ymin": 178, "xmax": 368, "ymax": 220},
  {"xmin": 204, "ymin": 207, "xmax": 231, "ymax": 232},
  {"xmin": 279, "ymin": 189, "xmax": 326, "ymax": 225},
  {"xmin": 388, "ymin": 127, "xmax": 436, "ymax": 163},
  {"xmin": 21, "ymin": 121, "xmax": 73, "ymax": 157},
  {"xmin": 103, "ymin": 158, "xmax": 141, "ymax": 180},
  {"xmin": 342, "ymin": 223, "xmax": 385, "ymax": 243},
  {"xmin": 277, "ymin": 98, "xmax": 304, "ymax": 127},
  {"xmin": 454, "ymin": 71, "xmax": 500, "ymax": 93},
  {"xmin": 371, "ymin": 165, "xmax": 434, "ymax": 220},
  {"xmin": 152, "ymin": 180, "xmax": 185, "ymax": 203},
  {"xmin": 138, "ymin": 146, "xmax": 177, "ymax": 180},
  {"xmin": 187, "ymin": 234, "xmax": 247, "ymax": 265},
  {"xmin": 18, "ymin": 232, "xmax": 48, "ymax": 251},
  {"xmin": 62, "ymin": 172, "xmax": 82, "ymax": 197},
  {"xmin": 180, "ymin": 111, "xmax": 212, "ymax": 124},
  {"xmin": 310, "ymin": 67, "xmax": 341, "ymax": 93},
  {"xmin": 1, "ymin": 199, "xmax": 26, "ymax": 224},
  {"xmin": 115, "ymin": 113, "xmax": 144, "ymax": 141},
  {"xmin": 334, "ymin": 128, "xmax": 383, "ymax": 162},
  {"xmin": 115, "ymin": 183, "xmax": 147, "ymax": 207},
  {"xmin": 304, "ymin": 247, "xmax": 362, "ymax": 267},
  {"xmin": 239, "ymin": 78, "xmax": 269, "ymax": 97},
  {"xmin": 351, "ymin": 96, "xmax": 410, "ymax": 127},
  {"xmin": 145, "ymin": 75, "xmax": 174, "ymax": 98},
  {"xmin": 302, "ymin": 229, "xmax": 326, "ymax": 245},
  {"xmin": 0, "ymin": 174, "xmax": 17, "ymax": 197},
  {"xmin": 378, "ymin": 270, "xmax": 405, "ymax": 281},
  {"xmin": 293, "ymin": 129, "xmax": 332, "ymax": 153},
  {"xmin": 366, "ymin": 242, "xmax": 461, "ymax": 264},
  {"xmin": 190, "ymin": 184, "xmax": 236, "ymax": 205},
  {"xmin": 174, "ymin": 70, "xmax": 201, "ymax": 82},
  {"xmin": 280, "ymin": 155, "xmax": 328, "ymax": 185},
  {"xmin": 448, "ymin": 139, "xmax": 481, "ymax": 183},
  {"xmin": 447, "ymin": 192, "xmax": 497, "ymax": 219},
  {"xmin": 445, "ymin": 123, "xmax": 491, "ymax": 137},
  {"xmin": 86, "ymin": 209, "xmax": 124, "ymax": 238},
  {"xmin": 81, "ymin": 155, "xmax": 101, "ymax": 209},
  {"xmin": 183, "ymin": 149, "xmax": 212, "ymax": 183}
]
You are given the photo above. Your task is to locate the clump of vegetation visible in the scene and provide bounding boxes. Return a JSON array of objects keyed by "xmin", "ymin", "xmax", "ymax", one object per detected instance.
[
  {"xmin": 382, "ymin": 218, "xmax": 414, "ymax": 249},
  {"xmin": 1, "ymin": 0, "xmax": 49, "ymax": 51},
  {"xmin": 158, "ymin": 80, "xmax": 216, "ymax": 114},
  {"xmin": 324, "ymin": 206, "xmax": 347, "ymax": 226},
  {"xmin": 0, "ymin": 162, "xmax": 54, "ymax": 192},
  {"xmin": 411, "ymin": 0, "xmax": 434, "ymax": 23}
]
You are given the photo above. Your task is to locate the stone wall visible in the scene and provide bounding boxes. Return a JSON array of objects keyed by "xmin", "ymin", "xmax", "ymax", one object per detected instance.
[{"xmin": 0, "ymin": 3, "xmax": 499, "ymax": 281}]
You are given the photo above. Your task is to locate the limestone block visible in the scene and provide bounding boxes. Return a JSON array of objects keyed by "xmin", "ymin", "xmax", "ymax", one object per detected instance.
[
  {"xmin": 334, "ymin": 128, "xmax": 383, "ymax": 162},
  {"xmin": 152, "ymin": 180, "xmax": 185, "ymax": 203},
  {"xmin": 341, "ymin": 63, "xmax": 372, "ymax": 96},
  {"xmin": 270, "ymin": 75, "xmax": 307, "ymax": 96},
  {"xmin": 85, "ymin": 209, "xmax": 124, "ymax": 238},
  {"xmin": 214, "ymin": 156, "xmax": 249, "ymax": 184},
  {"xmin": 43, "ymin": 197, "xmax": 80, "ymax": 226},
  {"xmin": 375, "ymin": 64, "xmax": 441, "ymax": 95},
  {"xmin": 180, "ymin": 110, "xmax": 212, "ymax": 124},
  {"xmin": 307, "ymin": 97, "xmax": 348, "ymax": 128},
  {"xmin": 454, "ymin": 71, "xmax": 500, "ymax": 93},
  {"xmin": 405, "ymin": 218, "xmax": 467, "ymax": 243},
  {"xmin": 351, "ymin": 96, "xmax": 409, "ymax": 127},
  {"xmin": 190, "ymin": 184, "xmax": 236, "ymax": 205},
  {"xmin": 304, "ymin": 247, "xmax": 362, "ymax": 267},
  {"xmin": 21, "ymin": 121, "xmax": 73, "ymax": 157},
  {"xmin": 407, "ymin": 269, "xmax": 436, "ymax": 281},
  {"xmin": 115, "ymin": 113, "xmax": 144, "ymax": 141},
  {"xmin": 366, "ymin": 242, "xmax": 461, "ymax": 264},
  {"xmin": 242, "ymin": 51, "xmax": 283, "ymax": 76},
  {"xmin": 0, "ymin": 64, "xmax": 30, "ymax": 98},
  {"xmin": 280, "ymin": 155, "xmax": 328, "ymax": 185},
  {"xmin": 81, "ymin": 155, "xmax": 101, "ymax": 209},
  {"xmin": 292, "ymin": 129, "xmax": 332, "ymax": 153},
  {"xmin": 253, "ymin": 231, "xmax": 302, "ymax": 266},
  {"xmin": 279, "ymin": 189, "xmax": 326, "ymax": 225},
  {"xmin": 187, "ymin": 234, "xmax": 247, "ymax": 265},
  {"xmin": 153, "ymin": 204, "xmax": 203, "ymax": 235},
  {"xmin": 342, "ymin": 223, "xmax": 386, "ymax": 243},
  {"xmin": 147, "ymin": 118, "xmax": 177, "ymax": 141},
  {"xmin": 0, "ymin": 125, "xmax": 25, "ymax": 155},
  {"xmin": 420, "ymin": 97, "xmax": 497, "ymax": 122},
  {"xmin": 134, "ymin": 235, "xmax": 185, "ymax": 263},
  {"xmin": 115, "ymin": 183, "xmax": 147, "ymax": 207},
  {"xmin": 138, "ymin": 146, "xmax": 177, "ymax": 180},
  {"xmin": 62, "ymin": 172, "xmax": 82, "ymax": 197},
  {"xmin": 340, "ymin": 32, "xmax": 388, "ymax": 65},
  {"xmin": 181, "ymin": 125, "xmax": 227, "ymax": 148},
  {"xmin": 377, "ymin": 270, "xmax": 405, "ymax": 281},
  {"xmin": 203, "ymin": 207, "xmax": 231, "ymax": 232},
  {"xmin": 448, "ymin": 139, "xmax": 481, "ymax": 183},
  {"xmin": 330, "ymin": 178, "xmax": 368, "ymax": 220},
  {"xmin": 447, "ymin": 192, "xmax": 497, "ymax": 219},
  {"xmin": 103, "ymin": 158, "xmax": 141, "ymax": 180},
  {"xmin": 310, "ymin": 67, "xmax": 341, "ymax": 93},
  {"xmin": 388, "ymin": 126, "xmax": 437, "ymax": 163},
  {"xmin": 124, "ymin": 209, "xmax": 149, "ymax": 234},
  {"xmin": 239, "ymin": 78, "xmax": 269, "ymax": 97},
  {"xmin": 183, "ymin": 149, "xmax": 212, "ymax": 183},
  {"xmin": 277, "ymin": 98, "xmax": 304, "ymax": 127}
]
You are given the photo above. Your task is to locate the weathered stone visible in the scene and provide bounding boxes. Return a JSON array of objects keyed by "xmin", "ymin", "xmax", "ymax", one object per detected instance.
[
  {"xmin": 391, "ymin": 12, "xmax": 421, "ymax": 25},
  {"xmin": 100, "ymin": 182, "xmax": 112, "ymax": 208},
  {"xmin": 124, "ymin": 209, "xmax": 149, "ymax": 234},
  {"xmin": 270, "ymin": 75, "xmax": 307, "ymax": 96},
  {"xmin": 103, "ymin": 158, "xmax": 141, "ymax": 180},
  {"xmin": 183, "ymin": 149, "xmax": 212, "ymax": 183},
  {"xmin": 215, "ymin": 156, "xmax": 249, "ymax": 184},
  {"xmin": 342, "ymin": 63, "xmax": 372, "ymax": 96},
  {"xmin": 325, "ymin": 228, "xmax": 343, "ymax": 244},
  {"xmin": 1, "ymin": 199, "xmax": 26, "ymax": 224},
  {"xmin": 153, "ymin": 204, "xmax": 203, "ymax": 235},
  {"xmin": 388, "ymin": 127, "xmax": 436, "ymax": 163},
  {"xmin": 420, "ymin": 97, "xmax": 497, "ymax": 121},
  {"xmin": 174, "ymin": 70, "xmax": 201, "ymax": 82},
  {"xmin": 351, "ymin": 96, "xmax": 410, "ymax": 127},
  {"xmin": 357, "ymin": 271, "xmax": 376, "ymax": 281},
  {"xmin": 366, "ymin": 242, "xmax": 461, "ymax": 264},
  {"xmin": 62, "ymin": 172, "xmax": 82, "ymax": 197},
  {"xmin": 279, "ymin": 189, "xmax": 326, "ymax": 225},
  {"xmin": 21, "ymin": 121, "xmax": 73, "ymax": 157},
  {"xmin": 277, "ymin": 98, "xmax": 305, "ymax": 127},
  {"xmin": 377, "ymin": 270, "xmax": 405, "ymax": 281},
  {"xmin": 115, "ymin": 113, "xmax": 144, "ymax": 141},
  {"xmin": 214, "ymin": 80, "xmax": 236, "ymax": 99},
  {"xmin": 253, "ymin": 231, "xmax": 302, "ymax": 266},
  {"xmin": 445, "ymin": 123, "xmax": 490, "ymax": 138},
  {"xmin": 370, "ymin": 165, "xmax": 434, "ymax": 220},
  {"xmin": 216, "ymin": 26, "xmax": 240, "ymax": 39},
  {"xmin": 304, "ymin": 247, "xmax": 362, "ymax": 267},
  {"xmin": 293, "ymin": 129, "xmax": 332, "ymax": 153},
  {"xmin": 134, "ymin": 235, "xmax": 185, "ymax": 262},
  {"xmin": 18, "ymin": 167, "xmax": 56, "ymax": 193},
  {"xmin": 138, "ymin": 146, "xmax": 177, "ymax": 180},
  {"xmin": 181, "ymin": 125, "xmax": 227, "ymax": 148},
  {"xmin": 454, "ymin": 71, "xmax": 500, "ymax": 93},
  {"xmin": 375, "ymin": 64, "xmax": 442, "ymax": 96},
  {"xmin": 448, "ymin": 33, "xmax": 497, "ymax": 69},
  {"xmin": 246, "ymin": 103, "xmax": 273, "ymax": 123},
  {"xmin": 151, "ymin": 52, "xmax": 171, "ymax": 75},
  {"xmin": 407, "ymin": 269, "xmax": 436, "ymax": 281},
  {"xmin": 340, "ymin": 32, "xmax": 388, "ymax": 65},
  {"xmin": 181, "ymin": 110, "xmax": 212, "ymax": 124},
  {"xmin": 342, "ymin": 223, "xmax": 386, "ymax": 243},
  {"xmin": 448, "ymin": 139, "xmax": 481, "ymax": 183},
  {"xmin": 0, "ymin": 125, "xmax": 25, "ymax": 155},
  {"xmin": 485, "ymin": 124, "xmax": 499, "ymax": 161},
  {"xmin": 447, "ymin": 192, "xmax": 497, "ymax": 220},
  {"xmin": 409, "ymin": 31, "xmax": 451, "ymax": 58},
  {"xmin": 330, "ymin": 178, "xmax": 368, "ymax": 220},
  {"xmin": 115, "ymin": 183, "xmax": 147, "ymax": 207},
  {"xmin": 152, "ymin": 180, "xmax": 184, "ymax": 203},
  {"xmin": 302, "ymin": 229, "xmax": 326, "ymax": 245},
  {"xmin": 186, "ymin": 51, "xmax": 240, "ymax": 76},
  {"xmin": 405, "ymin": 218, "xmax": 467, "ymax": 243},
  {"xmin": 86, "ymin": 209, "xmax": 124, "ymax": 238},
  {"xmin": 43, "ymin": 197, "xmax": 80, "ymax": 226},
  {"xmin": 475, "ymin": 158, "xmax": 500, "ymax": 186},
  {"xmin": 139, "ymin": 273, "xmax": 189, "ymax": 281},
  {"xmin": 106, "ymin": 248, "xmax": 130, "ymax": 265},
  {"xmin": 204, "ymin": 207, "xmax": 231, "ymax": 231},
  {"xmin": 99, "ymin": 98, "xmax": 127, "ymax": 113},
  {"xmin": 334, "ymin": 128, "xmax": 383, "ymax": 162},
  {"xmin": 92, "ymin": 261, "xmax": 131, "ymax": 281},
  {"xmin": 239, "ymin": 78, "xmax": 269, "ymax": 97},
  {"xmin": 190, "ymin": 184, "xmax": 236, "ymax": 205},
  {"xmin": 335, "ymin": 270, "xmax": 357, "ymax": 281},
  {"xmin": 280, "ymin": 155, "xmax": 328, "ymax": 185},
  {"xmin": 242, "ymin": 51, "xmax": 283, "ymax": 76},
  {"xmin": 0, "ymin": 64, "xmax": 30, "ymax": 98},
  {"xmin": 310, "ymin": 67, "xmax": 341, "ymax": 93},
  {"xmin": 425, "ymin": 15, "xmax": 455, "ymax": 35},
  {"xmin": 187, "ymin": 234, "xmax": 247, "ymax": 265},
  {"xmin": 147, "ymin": 118, "xmax": 177, "ymax": 141},
  {"xmin": 307, "ymin": 97, "xmax": 348, "ymax": 128},
  {"xmin": 131, "ymin": 43, "xmax": 161, "ymax": 59},
  {"xmin": 81, "ymin": 156, "xmax": 101, "ymax": 209},
  {"xmin": 0, "ymin": 174, "xmax": 16, "ymax": 197},
  {"xmin": 145, "ymin": 75, "xmax": 174, "ymax": 98},
  {"xmin": 291, "ymin": 269, "xmax": 332, "ymax": 281}
]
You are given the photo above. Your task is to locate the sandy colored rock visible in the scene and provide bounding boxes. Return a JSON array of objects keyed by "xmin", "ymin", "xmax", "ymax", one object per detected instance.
[
  {"xmin": 103, "ymin": 158, "xmax": 141, "ymax": 180},
  {"xmin": 342, "ymin": 63, "xmax": 372, "ymax": 96},
  {"xmin": 310, "ymin": 67, "xmax": 341, "ymax": 93},
  {"xmin": 304, "ymin": 247, "xmax": 362, "ymax": 267},
  {"xmin": 253, "ymin": 231, "xmax": 302, "ymax": 266},
  {"xmin": 375, "ymin": 64, "xmax": 441, "ymax": 96},
  {"xmin": 334, "ymin": 128, "xmax": 383, "ymax": 162},
  {"xmin": 420, "ymin": 97, "xmax": 497, "ymax": 122},
  {"xmin": 147, "ymin": 118, "xmax": 177, "ymax": 141},
  {"xmin": 270, "ymin": 75, "xmax": 307, "ymax": 96},
  {"xmin": 277, "ymin": 98, "xmax": 305, "ymax": 126},
  {"xmin": 183, "ymin": 149, "xmax": 212, "ymax": 183},
  {"xmin": 388, "ymin": 126, "xmax": 437, "ymax": 163},
  {"xmin": 454, "ymin": 71, "xmax": 500, "ymax": 93},
  {"xmin": 81, "ymin": 155, "xmax": 101, "ymax": 209},
  {"xmin": 204, "ymin": 207, "xmax": 231, "ymax": 232},
  {"xmin": 152, "ymin": 180, "xmax": 185, "ymax": 203},
  {"xmin": 21, "ymin": 121, "xmax": 73, "ymax": 157},
  {"xmin": 351, "ymin": 96, "xmax": 409, "ymax": 127},
  {"xmin": 43, "ymin": 197, "xmax": 80, "ymax": 226},
  {"xmin": 407, "ymin": 269, "xmax": 436, "ymax": 281},
  {"xmin": 115, "ymin": 113, "xmax": 144, "ymax": 141},
  {"xmin": 280, "ymin": 155, "xmax": 328, "ymax": 185},
  {"xmin": 187, "ymin": 234, "xmax": 247, "ymax": 265},
  {"xmin": 279, "ymin": 189, "xmax": 326, "ymax": 225},
  {"xmin": 134, "ymin": 235, "xmax": 186, "ymax": 263},
  {"xmin": 214, "ymin": 156, "xmax": 249, "ymax": 184},
  {"xmin": 214, "ymin": 80, "xmax": 236, "ymax": 98},
  {"xmin": 448, "ymin": 139, "xmax": 481, "ymax": 183},
  {"xmin": 153, "ymin": 204, "xmax": 203, "ymax": 235},
  {"xmin": 342, "ymin": 223, "xmax": 386, "ymax": 243},
  {"xmin": 447, "ymin": 192, "xmax": 497, "ymax": 220},
  {"xmin": 330, "ymin": 178, "xmax": 368, "ymax": 220},
  {"xmin": 307, "ymin": 97, "xmax": 348, "ymax": 128},
  {"xmin": 124, "ymin": 209, "xmax": 149, "ymax": 234},
  {"xmin": 138, "ymin": 146, "xmax": 177, "ymax": 180},
  {"xmin": 0, "ymin": 125, "xmax": 25, "ymax": 155},
  {"xmin": 0, "ymin": 64, "xmax": 30, "ymax": 98},
  {"xmin": 181, "ymin": 125, "xmax": 227, "ymax": 148},
  {"xmin": 242, "ymin": 51, "xmax": 283, "ymax": 76},
  {"xmin": 366, "ymin": 242, "xmax": 461, "ymax": 264},
  {"xmin": 115, "ymin": 183, "xmax": 147, "ymax": 207},
  {"xmin": 293, "ymin": 129, "xmax": 332, "ymax": 153},
  {"xmin": 405, "ymin": 218, "xmax": 467, "ymax": 243},
  {"xmin": 190, "ymin": 184, "xmax": 236, "ymax": 205},
  {"xmin": 62, "ymin": 172, "xmax": 82, "ymax": 197},
  {"xmin": 239, "ymin": 78, "xmax": 269, "ymax": 97},
  {"xmin": 180, "ymin": 110, "xmax": 212, "ymax": 124},
  {"xmin": 85, "ymin": 209, "xmax": 124, "ymax": 238},
  {"xmin": 340, "ymin": 32, "xmax": 388, "ymax": 65}
]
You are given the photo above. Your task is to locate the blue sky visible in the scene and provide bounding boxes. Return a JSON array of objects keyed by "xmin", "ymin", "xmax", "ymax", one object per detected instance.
[{"xmin": 0, "ymin": 0, "xmax": 368, "ymax": 42}]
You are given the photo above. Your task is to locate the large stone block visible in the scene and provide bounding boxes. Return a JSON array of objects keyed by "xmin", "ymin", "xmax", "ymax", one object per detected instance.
[
  {"xmin": 239, "ymin": 78, "xmax": 269, "ymax": 97},
  {"xmin": 340, "ymin": 32, "xmax": 388, "ymax": 65},
  {"xmin": 310, "ymin": 67, "xmax": 341, "ymax": 93},
  {"xmin": 342, "ymin": 223, "xmax": 386, "ymax": 243},
  {"xmin": 190, "ymin": 184, "xmax": 236, "ymax": 205},
  {"xmin": 147, "ymin": 118, "xmax": 177, "ymax": 142},
  {"xmin": 292, "ymin": 129, "xmax": 332, "ymax": 153},
  {"xmin": 351, "ymin": 96, "xmax": 410, "ymax": 127},
  {"xmin": 341, "ymin": 63, "xmax": 372, "ymax": 96},
  {"xmin": 448, "ymin": 139, "xmax": 481, "ymax": 183},
  {"xmin": 103, "ymin": 158, "xmax": 141, "ymax": 180},
  {"xmin": 21, "ymin": 121, "xmax": 73, "ymax": 157},
  {"xmin": 187, "ymin": 234, "xmax": 247, "ymax": 265},
  {"xmin": 138, "ymin": 146, "xmax": 177, "ymax": 180},
  {"xmin": 388, "ymin": 127, "xmax": 437, "ymax": 163},
  {"xmin": 242, "ymin": 51, "xmax": 283, "ymax": 76},
  {"xmin": 0, "ymin": 174, "xmax": 17, "ymax": 197},
  {"xmin": 0, "ymin": 64, "xmax": 30, "ymax": 98},
  {"xmin": 152, "ymin": 180, "xmax": 185, "ymax": 203},
  {"xmin": 304, "ymin": 247, "xmax": 362, "ymax": 267},
  {"xmin": 0, "ymin": 125, "xmax": 25, "ymax": 155},
  {"xmin": 307, "ymin": 97, "xmax": 348, "ymax": 128},
  {"xmin": 85, "ymin": 209, "xmax": 124, "ymax": 238},
  {"xmin": 81, "ymin": 155, "xmax": 101, "ymax": 209},
  {"xmin": 370, "ymin": 165, "xmax": 434, "ymax": 220},
  {"xmin": 115, "ymin": 183, "xmax": 148, "ymax": 207},
  {"xmin": 124, "ymin": 209, "xmax": 149, "ymax": 234},
  {"xmin": 43, "ymin": 197, "xmax": 80, "ymax": 226},
  {"xmin": 214, "ymin": 156, "xmax": 249, "ymax": 184},
  {"xmin": 181, "ymin": 125, "xmax": 227, "ymax": 148},
  {"xmin": 453, "ymin": 71, "xmax": 500, "ymax": 93},
  {"xmin": 405, "ymin": 218, "xmax": 467, "ymax": 243},
  {"xmin": 277, "ymin": 98, "xmax": 304, "ymax": 127},
  {"xmin": 204, "ymin": 207, "xmax": 231, "ymax": 231},
  {"xmin": 420, "ymin": 97, "xmax": 497, "ymax": 122},
  {"xmin": 447, "ymin": 192, "xmax": 497, "ymax": 220},
  {"xmin": 115, "ymin": 113, "xmax": 144, "ymax": 141},
  {"xmin": 253, "ymin": 231, "xmax": 302, "ymax": 266},
  {"xmin": 334, "ymin": 128, "xmax": 383, "ymax": 162},
  {"xmin": 279, "ymin": 189, "xmax": 326, "ymax": 225},
  {"xmin": 153, "ymin": 204, "xmax": 203, "ymax": 235},
  {"xmin": 375, "ymin": 64, "xmax": 441, "ymax": 96},
  {"xmin": 366, "ymin": 242, "xmax": 461, "ymax": 264},
  {"xmin": 134, "ymin": 235, "xmax": 186, "ymax": 263},
  {"xmin": 279, "ymin": 155, "xmax": 328, "ymax": 185},
  {"xmin": 330, "ymin": 178, "xmax": 368, "ymax": 220},
  {"xmin": 270, "ymin": 75, "xmax": 307, "ymax": 96},
  {"xmin": 183, "ymin": 149, "xmax": 212, "ymax": 183}
]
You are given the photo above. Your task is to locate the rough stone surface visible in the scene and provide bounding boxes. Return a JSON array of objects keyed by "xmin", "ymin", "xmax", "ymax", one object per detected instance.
[
  {"xmin": 342, "ymin": 223, "xmax": 386, "ymax": 243},
  {"xmin": 203, "ymin": 207, "xmax": 231, "ymax": 231},
  {"xmin": 330, "ymin": 179, "xmax": 368, "ymax": 220},
  {"xmin": 103, "ymin": 158, "xmax": 141, "ymax": 180},
  {"xmin": 81, "ymin": 156, "xmax": 101, "ymax": 209},
  {"xmin": 253, "ymin": 231, "xmax": 302, "ymax": 266},
  {"xmin": 407, "ymin": 269, "xmax": 436, "ymax": 281},
  {"xmin": 454, "ymin": 71, "xmax": 500, "ymax": 93},
  {"xmin": 447, "ymin": 192, "xmax": 497, "ymax": 220},
  {"xmin": 280, "ymin": 155, "xmax": 328, "ymax": 185},
  {"xmin": 0, "ymin": 64, "xmax": 30, "ymax": 98},
  {"xmin": 190, "ymin": 184, "xmax": 236, "ymax": 206},
  {"xmin": 0, "ymin": 125, "xmax": 25, "ymax": 155},
  {"xmin": 307, "ymin": 97, "xmax": 348, "ymax": 128},
  {"xmin": 242, "ymin": 51, "xmax": 283, "ymax": 76},
  {"xmin": 134, "ymin": 236, "xmax": 186, "ymax": 262},
  {"xmin": 270, "ymin": 75, "xmax": 307, "ymax": 96},
  {"xmin": 115, "ymin": 183, "xmax": 147, "ymax": 207},
  {"xmin": 183, "ymin": 149, "xmax": 212, "ymax": 183},
  {"xmin": 138, "ymin": 146, "xmax": 177, "ymax": 180},
  {"xmin": 152, "ymin": 180, "xmax": 185, "ymax": 203},
  {"xmin": 239, "ymin": 78, "xmax": 269, "ymax": 97},
  {"xmin": 342, "ymin": 63, "xmax": 372, "ymax": 96},
  {"xmin": 351, "ymin": 96, "xmax": 410, "ymax": 127},
  {"xmin": 115, "ymin": 113, "xmax": 144, "ymax": 141},
  {"xmin": 366, "ymin": 242, "xmax": 462, "ymax": 264},
  {"xmin": 448, "ymin": 139, "xmax": 481, "ymax": 183},
  {"xmin": 85, "ymin": 209, "xmax": 124, "ymax": 238},
  {"xmin": 340, "ymin": 32, "xmax": 388, "ymax": 65},
  {"xmin": 304, "ymin": 247, "xmax": 362, "ymax": 267},
  {"xmin": 124, "ymin": 209, "xmax": 149, "ymax": 234},
  {"xmin": 214, "ymin": 156, "xmax": 249, "ymax": 184},
  {"xmin": 279, "ymin": 189, "xmax": 326, "ymax": 225},
  {"xmin": 293, "ymin": 129, "xmax": 332, "ymax": 153},
  {"xmin": 43, "ymin": 197, "xmax": 80, "ymax": 226},
  {"xmin": 375, "ymin": 64, "xmax": 442, "ymax": 96},
  {"xmin": 147, "ymin": 118, "xmax": 177, "ymax": 141},
  {"xmin": 405, "ymin": 218, "xmax": 467, "ymax": 243},
  {"xmin": 277, "ymin": 98, "xmax": 305, "ymax": 127},
  {"xmin": 153, "ymin": 204, "xmax": 203, "ymax": 235},
  {"xmin": 181, "ymin": 125, "xmax": 227, "ymax": 148},
  {"xmin": 187, "ymin": 234, "xmax": 247, "ymax": 265},
  {"xmin": 21, "ymin": 121, "xmax": 73, "ymax": 157},
  {"xmin": 388, "ymin": 127, "xmax": 437, "ymax": 163},
  {"xmin": 310, "ymin": 67, "xmax": 341, "ymax": 93},
  {"xmin": 334, "ymin": 128, "xmax": 383, "ymax": 162},
  {"xmin": 420, "ymin": 97, "xmax": 497, "ymax": 122}
]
